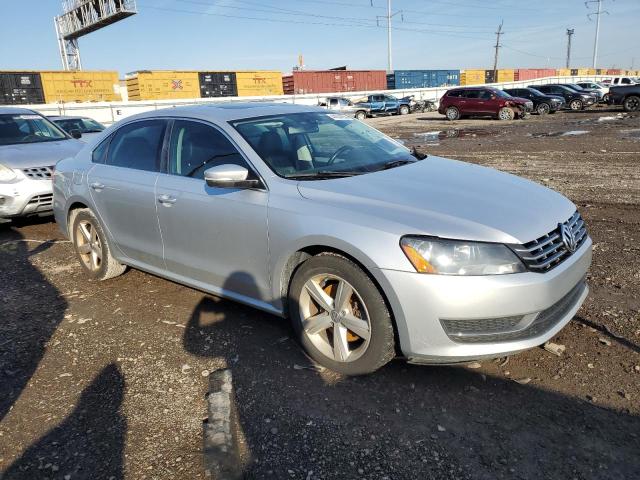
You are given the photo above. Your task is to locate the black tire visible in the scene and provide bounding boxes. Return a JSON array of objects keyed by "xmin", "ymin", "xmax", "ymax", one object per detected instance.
[
  {"xmin": 569, "ymin": 99, "xmax": 583, "ymax": 111},
  {"xmin": 288, "ymin": 254, "xmax": 395, "ymax": 375},
  {"xmin": 355, "ymin": 110, "xmax": 367, "ymax": 121},
  {"xmin": 623, "ymin": 95, "xmax": 640, "ymax": 112},
  {"xmin": 71, "ymin": 209, "xmax": 126, "ymax": 281},
  {"xmin": 398, "ymin": 105, "xmax": 410, "ymax": 115},
  {"xmin": 536, "ymin": 103, "xmax": 550, "ymax": 115},
  {"xmin": 445, "ymin": 106, "xmax": 460, "ymax": 121}
]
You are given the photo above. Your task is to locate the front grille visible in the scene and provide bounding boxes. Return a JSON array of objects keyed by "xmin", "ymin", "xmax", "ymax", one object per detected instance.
[
  {"xmin": 441, "ymin": 281, "xmax": 587, "ymax": 344},
  {"xmin": 511, "ymin": 211, "xmax": 588, "ymax": 272},
  {"xmin": 27, "ymin": 193, "xmax": 53, "ymax": 209},
  {"xmin": 22, "ymin": 166, "xmax": 54, "ymax": 180}
]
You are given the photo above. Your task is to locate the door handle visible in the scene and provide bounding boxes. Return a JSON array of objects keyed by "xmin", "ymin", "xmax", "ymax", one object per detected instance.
[
  {"xmin": 90, "ymin": 182, "xmax": 105, "ymax": 191},
  {"xmin": 157, "ymin": 194, "xmax": 177, "ymax": 206}
]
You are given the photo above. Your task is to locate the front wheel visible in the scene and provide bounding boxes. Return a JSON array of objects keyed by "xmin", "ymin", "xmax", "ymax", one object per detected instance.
[
  {"xmin": 536, "ymin": 103, "xmax": 550, "ymax": 115},
  {"xmin": 623, "ymin": 95, "xmax": 640, "ymax": 112},
  {"xmin": 288, "ymin": 254, "xmax": 395, "ymax": 375},
  {"xmin": 569, "ymin": 99, "xmax": 583, "ymax": 111},
  {"xmin": 498, "ymin": 107, "xmax": 515, "ymax": 121},
  {"xmin": 354, "ymin": 110, "xmax": 367, "ymax": 121},
  {"xmin": 398, "ymin": 105, "xmax": 410, "ymax": 115},
  {"xmin": 72, "ymin": 209, "xmax": 126, "ymax": 281}
]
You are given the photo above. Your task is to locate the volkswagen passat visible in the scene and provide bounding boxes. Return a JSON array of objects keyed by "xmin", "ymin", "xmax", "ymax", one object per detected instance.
[{"xmin": 53, "ymin": 104, "xmax": 591, "ymax": 375}]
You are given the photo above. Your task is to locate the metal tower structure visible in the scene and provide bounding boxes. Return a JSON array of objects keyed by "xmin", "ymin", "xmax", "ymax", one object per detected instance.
[{"xmin": 55, "ymin": 0, "xmax": 138, "ymax": 71}]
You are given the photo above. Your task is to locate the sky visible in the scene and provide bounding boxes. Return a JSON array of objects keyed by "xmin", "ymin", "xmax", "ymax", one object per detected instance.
[{"xmin": 0, "ymin": 0, "xmax": 639, "ymax": 76}]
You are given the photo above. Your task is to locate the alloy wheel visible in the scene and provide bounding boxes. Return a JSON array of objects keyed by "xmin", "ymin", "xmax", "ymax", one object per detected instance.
[
  {"xmin": 299, "ymin": 274, "xmax": 371, "ymax": 363},
  {"xmin": 624, "ymin": 96, "xmax": 640, "ymax": 111},
  {"xmin": 76, "ymin": 219, "xmax": 102, "ymax": 272},
  {"xmin": 537, "ymin": 103, "xmax": 550, "ymax": 115},
  {"xmin": 570, "ymin": 100, "xmax": 582, "ymax": 110}
]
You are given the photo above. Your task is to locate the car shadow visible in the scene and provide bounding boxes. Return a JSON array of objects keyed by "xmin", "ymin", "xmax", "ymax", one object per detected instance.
[
  {"xmin": 0, "ymin": 227, "xmax": 67, "ymax": 421},
  {"xmin": 183, "ymin": 272, "xmax": 640, "ymax": 479},
  {"xmin": 2, "ymin": 364, "xmax": 127, "ymax": 480}
]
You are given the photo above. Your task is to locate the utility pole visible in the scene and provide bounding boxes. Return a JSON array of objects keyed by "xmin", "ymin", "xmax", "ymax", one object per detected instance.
[
  {"xmin": 566, "ymin": 28, "xmax": 574, "ymax": 69},
  {"xmin": 492, "ymin": 20, "xmax": 504, "ymax": 82},
  {"xmin": 376, "ymin": 0, "xmax": 402, "ymax": 73},
  {"xmin": 586, "ymin": 0, "xmax": 609, "ymax": 69}
]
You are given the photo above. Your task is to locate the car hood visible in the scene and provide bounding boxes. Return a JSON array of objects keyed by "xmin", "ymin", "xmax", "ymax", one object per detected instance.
[
  {"xmin": 0, "ymin": 139, "xmax": 84, "ymax": 168},
  {"xmin": 509, "ymin": 97, "xmax": 531, "ymax": 105},
  {"xmin": 297, "ymin": 156, "xmax": 575, "ymax": 244}
]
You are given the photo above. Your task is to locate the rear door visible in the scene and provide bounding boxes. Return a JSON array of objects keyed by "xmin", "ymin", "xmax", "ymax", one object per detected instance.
[
  {"xmin": 155, "ymin": 119, "xmax": 271, "ymax": 301},
  {"xmin": 87, "ymin": 119, "xmax": 167, "ymax": 269},
  {"xmin": 462, "ymin": 89, "xmax": 482, "ymax": 113}
]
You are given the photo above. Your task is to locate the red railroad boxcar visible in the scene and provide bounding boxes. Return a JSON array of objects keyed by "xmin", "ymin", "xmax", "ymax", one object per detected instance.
[{"xmin": 282, "ymin": 70, "xmax": 387, "ymax": 95}]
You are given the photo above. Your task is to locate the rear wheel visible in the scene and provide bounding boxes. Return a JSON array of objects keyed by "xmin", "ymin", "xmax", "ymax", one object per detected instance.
[
  {"xmin": 72, "ymin": 209, "xmax": 126, "ymax": 281},
  {"xmin": 536, "ymin": 103, "xmax": 551, "ymax": 115},
  {"xmin": 569, "ymin": 99, "xmax": 583, "ymax": 110},
  {"xmin": 288, "ymin": 254, "xmax": 395, "ymax": 375},
  {"xmin": 445, "ymin": 106, "xmax": 460, "ymax": 121},
  {"xmin": 398, "ymin": 105, "xmax": 410, "ymax": 115},
  {"xmin": 355, "ymin": 110, "xmax": 367, "ymax": 121},
  {"xmin": 498, "ymin": 107, "xmax": 515, "ymax": 121},
  {"xmin": 623, "ymin": 95, "xmax": 640, "ymax": 112}
]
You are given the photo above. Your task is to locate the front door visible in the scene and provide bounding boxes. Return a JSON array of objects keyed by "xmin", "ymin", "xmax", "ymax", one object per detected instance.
[
  {"xmin": 155, "ymin": 119, "xmax": 271, "ymax": 303},
  {"xmin": 87, "ymin": 119, "xmax": 167, "ymax": 269}
]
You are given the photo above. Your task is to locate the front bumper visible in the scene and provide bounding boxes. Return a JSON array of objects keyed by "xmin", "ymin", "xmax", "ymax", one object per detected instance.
[
  {"xmin": 0, "ymin": 173, "xmax": 54, "ymax": 219},
  {"xmin": 376, "ymin": 237, "xmax": 592, "ymax": 363}
]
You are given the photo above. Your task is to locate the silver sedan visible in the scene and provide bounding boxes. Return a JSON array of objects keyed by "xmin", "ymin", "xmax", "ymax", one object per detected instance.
[{"xmin": 53, "ymin": 103, "xmax": 591, "ymax": 375}]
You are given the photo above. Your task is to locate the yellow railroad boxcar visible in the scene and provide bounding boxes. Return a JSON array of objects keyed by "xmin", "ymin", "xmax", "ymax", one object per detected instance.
[
  {"xmin": 40, "ymin": 71, "xmax": 119, "ymax": 103},
  {"xmin": 235, "ymin": 71, "xmax": 284, "ymax": 96},
  {"xmin": 460, "ymin": 69, "xmax": 485, "ymax": 86},
  {"xmin": 127, "ymin": 71, "xmax": 200, "ymax": 100},
  {"xmin": 496, "ymin": 69, "xmax": 515, "ymax": 82}
]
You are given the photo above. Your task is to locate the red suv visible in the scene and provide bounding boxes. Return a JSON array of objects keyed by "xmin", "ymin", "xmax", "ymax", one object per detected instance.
[{"xmin": 438, "ymin": 87, "xmax": 533, "ymax": 121}]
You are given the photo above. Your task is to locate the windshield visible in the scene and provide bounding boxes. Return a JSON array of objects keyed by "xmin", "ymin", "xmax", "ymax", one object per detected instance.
[
  {"xmin": 0, "ymin": 113, "xmax": 68, "ymax": 146},
  {"xmin": 232, "ymin": 112, "xmax": 414, "ymax": 179},
  {"xmin": 53, "ymin": 117, "xmax": 105, "ymax": 133},
  {"xmin": 528, "ymin": 88, "xmax": 545, "ymax": 96},
  {"xmin": 564, "ymin": 84, "xmax": 583, "ymax": 91}
]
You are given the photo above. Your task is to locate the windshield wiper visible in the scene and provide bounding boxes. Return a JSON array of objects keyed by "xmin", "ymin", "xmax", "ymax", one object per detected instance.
[
  {"xmin": 285, "ymin": 171, "xmax": 362, "ymax": 180},
  {"xmin": 379, "ymin": 159, "xmax": 416, "ymax": 170}
]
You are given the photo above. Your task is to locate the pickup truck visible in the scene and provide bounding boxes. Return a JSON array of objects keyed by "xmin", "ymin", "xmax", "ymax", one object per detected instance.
[
  {"xmin": 607, "ymin": 85, "xmax": 640, "ymax": 111},
  {"xmin": 353, "ymin": 94, "xmax": 412, "ymax": 116},
  {"xmin": 318, "ymin": 97, "xmax": 370, "ymax": 120}
]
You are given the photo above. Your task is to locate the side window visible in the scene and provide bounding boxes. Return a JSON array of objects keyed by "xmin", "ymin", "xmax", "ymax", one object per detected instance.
[
  {"xmin": 329, "ymin": 99, "xmax": 338, "ymax": 107},
  {"xmin": 169, "ymin": 120, "xmax": 248, "ymax": 179},
  {"xmin": 622, "ymin": 78, "xmax": 631, "ymax": 84},
  {"xmin": 478, "ymin": 90, "xmax": 492, "ymax": 100},
  {"xmin": 464, "ymin": 90, "xmax": 480, "ymax": 99},
  {"xmin": 447, "ymin": 90, "xmax": 463, "ymax": 97},
  {"xmin": 92, "ymin": 136, "xmax": 111, "ymax": 164},
  {"xmin": 107, "ymin": 120, "xmax": 166, "ymax": 172}
]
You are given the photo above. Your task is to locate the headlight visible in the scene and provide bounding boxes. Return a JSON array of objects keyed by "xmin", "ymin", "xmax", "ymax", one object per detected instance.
[
  {"xmin": 400, "ymin": 236, "xmax": 526, "ymax": 275},
  {"xmin": 0, "ymin": 164, "xmax": 17, "ymax": 183}
]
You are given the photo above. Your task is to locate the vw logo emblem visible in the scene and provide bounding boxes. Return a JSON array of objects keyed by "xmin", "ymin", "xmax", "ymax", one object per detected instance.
[{"xmin": 559, "ymin": 223, "xmax": 578, "ymax": 253}]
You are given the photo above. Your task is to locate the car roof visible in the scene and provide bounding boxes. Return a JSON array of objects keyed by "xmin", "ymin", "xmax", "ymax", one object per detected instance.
[
  {"xmin": 0, "ymin": 107, "xmax": 39, "ymax": 115},
  {"xmin": 121, "ymin": 102, "xmax": 323, "ymax": 124}
]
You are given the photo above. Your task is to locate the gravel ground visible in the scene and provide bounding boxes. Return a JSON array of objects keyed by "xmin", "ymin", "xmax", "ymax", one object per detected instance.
[{"xmin": 0, "ymin": 106, "xmax": 639, "ymax": 480}]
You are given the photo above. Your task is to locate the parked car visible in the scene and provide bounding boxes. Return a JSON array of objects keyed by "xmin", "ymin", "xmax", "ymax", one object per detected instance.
[
  {"xmin": 602, "ymin": 76, "xmax": 638, "ymax": 86},
  {"xmin": 0, "ymin": 107, "xmax": 83, "ymax": 221},
  {"xmin": 531, "ymin": 85, "xmax": 596, "ymax": 110},
  {"xmin": 318, "ymin": 97, "xmax": 370, "ymax": 121},
  {"xmin": 438, "ymin": 87, "xmax": 533, "ymax": 121},
  {"xmin": 353, "ymin": 94, "xmax": 412, "ymax": 116},
  {"xmin": 576, "ymin": 82, "xmax": 609, "ymax": 102},
  {"xmin": 48, "ymin": 115, "xmax": 106, "ymax": 142},
  {"xmin": 557, "ymin": 84, "xmax": 602, "ymax": 102},
  {"xmin": 53, "ymin": 103, "xmax": 591, "ymax": 375},
  {"xmin": 503, "ymin": 87, "xmax": 563, "ymax": 115},
  {"xmin": 607, "ymin": 84, "xmax": 640, "ymax": 111}
]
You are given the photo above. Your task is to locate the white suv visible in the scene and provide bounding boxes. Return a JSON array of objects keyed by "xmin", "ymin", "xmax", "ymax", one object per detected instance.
[{"xmin": 0, "ymin": 107, "xmax": 83, "ymax": 221}]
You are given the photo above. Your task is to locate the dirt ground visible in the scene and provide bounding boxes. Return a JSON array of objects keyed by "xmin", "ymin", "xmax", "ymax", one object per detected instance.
[{"xmin": 1, "ymin": 106, "xmax": 639, "ymax": 480}]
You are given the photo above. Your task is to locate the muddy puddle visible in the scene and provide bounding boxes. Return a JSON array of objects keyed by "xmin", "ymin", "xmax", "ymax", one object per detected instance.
[
  {"xmin": 529, "ymin": 130, "xmax": 590, "ymax": 138},
  {"xmin": 408, "ymin": 128, "xmax": 498, "ymax": 145}
]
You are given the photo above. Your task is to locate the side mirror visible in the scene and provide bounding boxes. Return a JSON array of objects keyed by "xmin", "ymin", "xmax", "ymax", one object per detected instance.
[
  {"xmin": 203, "ymin": 164, "xmax": 261, "ymax": 189},
  {"xmin": 69, "ymin": 129, "xmax": 82, "ymax": 139}
]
